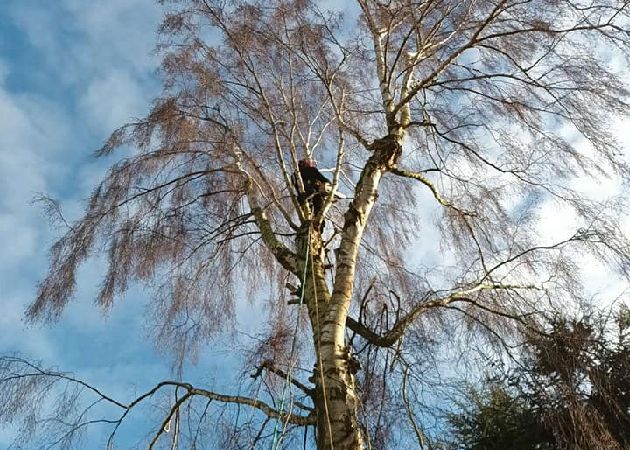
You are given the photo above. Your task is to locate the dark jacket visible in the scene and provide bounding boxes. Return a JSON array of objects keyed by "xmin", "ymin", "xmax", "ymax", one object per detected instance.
[{"xmin": 292, "ymin": 165, "xmax": 331, "ymax": 210}]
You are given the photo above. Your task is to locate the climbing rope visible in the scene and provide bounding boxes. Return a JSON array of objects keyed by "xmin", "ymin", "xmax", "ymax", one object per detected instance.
[{"xmin": 270, "ymin": 228, "xmax": 311, "ymax": 450}]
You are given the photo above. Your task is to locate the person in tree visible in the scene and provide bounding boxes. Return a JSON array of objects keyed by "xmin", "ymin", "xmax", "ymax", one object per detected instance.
[{"xmin": 293, "ymin": 158, "xmax": 331, "ymax": 222}]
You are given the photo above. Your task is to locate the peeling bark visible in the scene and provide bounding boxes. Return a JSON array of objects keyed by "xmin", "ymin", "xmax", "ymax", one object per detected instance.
[{"xmin": 312, "ymin": 306, "xmax": 365, "ymax": 450}]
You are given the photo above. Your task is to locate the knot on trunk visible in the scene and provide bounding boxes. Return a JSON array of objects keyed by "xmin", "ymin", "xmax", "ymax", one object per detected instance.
[
  {"xmin": 369, "ymin": 135, "xmax": 402, "ymax": 168},
  {"xmin": 342, "ymin": 346, "xmax": 361, "ymax": 375}
]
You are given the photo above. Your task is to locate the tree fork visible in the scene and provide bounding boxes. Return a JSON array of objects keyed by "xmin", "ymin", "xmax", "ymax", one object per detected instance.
[{"xmin": 293, "ymin": 224, "xmax": 364, "ymax": 449}]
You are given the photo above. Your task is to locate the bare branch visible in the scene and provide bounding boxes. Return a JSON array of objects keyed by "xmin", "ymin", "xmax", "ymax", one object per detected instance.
[
  {"xmin": 251, "ymin": 360, "xmax": 315, "ymax": 397},
  {"xmin": 347, "ymin": 282, "xmax": 539, "ymax": 348}
]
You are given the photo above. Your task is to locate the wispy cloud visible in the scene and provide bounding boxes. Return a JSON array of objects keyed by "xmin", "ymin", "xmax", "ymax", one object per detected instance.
[{"xmin": 0, "ymin": 5, "xmax": 167, "ymax": 447}]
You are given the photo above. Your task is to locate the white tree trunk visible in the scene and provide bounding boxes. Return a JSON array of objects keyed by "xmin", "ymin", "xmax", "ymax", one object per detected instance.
[
  {"xmin": 313, "ymin": 310, "xmax": 365, "ymax": 450},
  {"xmin": 307, "ymin": 135, "xmax": 403, "ymax": 450}
]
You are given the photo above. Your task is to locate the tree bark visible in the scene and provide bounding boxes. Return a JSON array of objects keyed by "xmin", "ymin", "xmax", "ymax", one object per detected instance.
[
  {"xmin": 312, "ymin": 304, "xmax": 365, "ymax": 450},
  {"xmin": 302, "ymin": 135, "xmax": 403, "ymax": 450},
  {"xmin": 296, "ymin": 225, "xmax": 365, "ymax": 449}
]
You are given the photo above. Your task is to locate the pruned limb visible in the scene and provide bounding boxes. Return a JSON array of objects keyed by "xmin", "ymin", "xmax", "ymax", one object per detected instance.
[{"xmin": 0, "ymin": 355, "xmax": 315, "ymax": 450}]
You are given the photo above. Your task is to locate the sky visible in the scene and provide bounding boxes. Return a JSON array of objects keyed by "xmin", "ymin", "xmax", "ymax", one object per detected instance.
[
  {"xmin": 0, "ymin": 1, "xmax": 199, "ymax": 447},
  {"xmin": 1, "ymin": 1, "xmax": 630, "ymax": 448}
]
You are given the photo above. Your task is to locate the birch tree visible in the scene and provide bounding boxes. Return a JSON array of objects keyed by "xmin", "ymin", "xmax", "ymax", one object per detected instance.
[{"xmin": 3, "ymin": 0, "xmax": 630, "ymax": 448}]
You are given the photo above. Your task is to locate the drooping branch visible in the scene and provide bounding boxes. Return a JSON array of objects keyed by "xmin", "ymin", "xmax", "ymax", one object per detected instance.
[
  {"xmin": 0, "ymin": 356, "xmax": 316, "ymax": 442},
  {"xmin": 130, "ymin": 381, "xmax": 316, "ymax": 426},
  {"xmin": 0, "ymin": 356, "xmax": 127, "ymax": 409},
  {"xmin": 401, "ymin": 364, "xmax": 429, "ymax": 450},
  {"xmin": 390, "ymin": 166, "xmax": 471, "ymax": 215}
]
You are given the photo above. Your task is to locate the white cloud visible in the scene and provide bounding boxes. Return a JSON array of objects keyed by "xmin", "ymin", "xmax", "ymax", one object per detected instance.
[
  {"xmin": 7, "ymin": 0, "xmax": 161, "ymax": 136},
  {"xmin": 62, "ymin": 0, "xmax": 161, "ymax": 72},
  {"xmin": 0, "ymin": 294, "xmax": 57, "ymax": 360},
  {"xmin": 0, "ymin": 74, "xmax": 65, "ymax": 361},
  {"xmin": 0, "ymin": 83, "xmax": 58, "ymax": 266},
  {"xmin": 0, "ymin": 215, "xmax": 38, "ymax": 265},
  {"xmin": 8, "ymin": 0, "xmax": 161, "ymax": 80},
  {"xmin": 0, "ymin": 0, "xmax": 160, "ymax": 365},
  {"xmin": 570, "ymin": 175, "xmax": 622, "ymax": 201},
  {"xmin": 79, "ymin": 69, "xmax": 148, "ymax": 133},
  {"xmin": 0, "ymin": 4, "xmax": 176, "ymax": 448}
]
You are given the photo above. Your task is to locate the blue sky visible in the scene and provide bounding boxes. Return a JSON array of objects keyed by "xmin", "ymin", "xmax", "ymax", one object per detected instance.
[
  {"xmin": 0, "ymin": 1, "xmax": 200, "ymax": 447},
  {"xmin": 1, "ymin": 0, "xmax": 630, "ymax": 448},
  {"xmin": 0, "ymin": 2, "xmax": 315, "ymax": 447}
]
